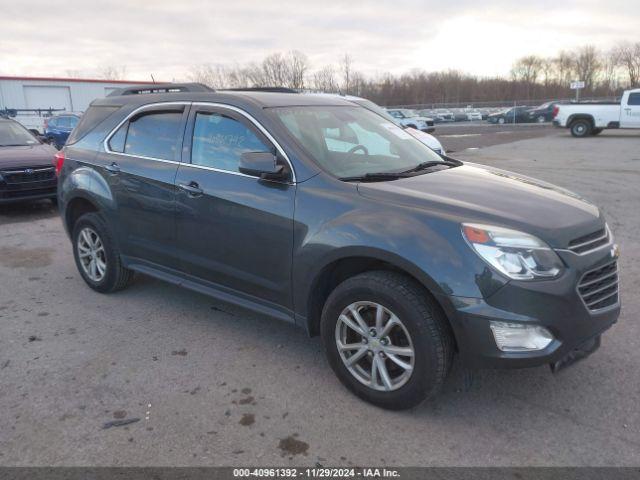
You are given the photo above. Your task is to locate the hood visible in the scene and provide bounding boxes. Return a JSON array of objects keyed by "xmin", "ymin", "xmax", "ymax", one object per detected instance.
[
  {"xmin": 357, "ymin": 163, "xmax": 603, "ymax": 248},
  {"xmin": 0, "ymin": 143, "xmax": 58, "ymax": 170}
]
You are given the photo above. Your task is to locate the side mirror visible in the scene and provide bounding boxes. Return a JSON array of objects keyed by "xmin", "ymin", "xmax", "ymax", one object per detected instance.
[{"xmin": 239, "ymin": 152, "xmax": 288, "ymax": 181}]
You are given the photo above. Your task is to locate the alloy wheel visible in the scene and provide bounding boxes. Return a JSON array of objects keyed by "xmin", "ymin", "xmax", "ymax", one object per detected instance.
[
  {"xmin": 335, "ymin": 301, "xmax": 415, "ymax": 392},
  {"xmin": 77, "ymin": 227, "xmax": 107, "ymax": 282}
]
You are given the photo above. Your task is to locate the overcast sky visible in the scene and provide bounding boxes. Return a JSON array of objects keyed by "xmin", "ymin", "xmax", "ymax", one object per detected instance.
[{"xmin": 1, "ymin": 0, "xmax": 638, "ymax": 81}]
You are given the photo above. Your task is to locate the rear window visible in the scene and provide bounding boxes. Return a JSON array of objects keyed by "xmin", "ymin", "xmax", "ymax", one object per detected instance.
[{"xmin": 66, "ymin": 106, "xmax": 120, "ymax": 144}]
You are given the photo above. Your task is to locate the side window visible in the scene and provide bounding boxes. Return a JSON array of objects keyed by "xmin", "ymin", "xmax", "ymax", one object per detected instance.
[
  {"xmin": 108, "ymin": 122, "xmax": 127, "ymax": 152},
  {"xmin": 57, "ymin": 117, "xmax": 71, "ymax": 128},
  {"xmin": 191, "ymin": 111, "xmax": 270, "ymax": 173},
  {"xmin": 69, "ymin": 116, "xmax": 79, "ymax": 128},
  {"xmin": 123, "ymin": 111, "xmax": 183, "ymax": 160},
  {"xmin": 48, "ymin": 118, "xmax": 58, "ymax": 128},
  {"xmin": 628, "ymin": 93, "xmax": 640, "ymax": 106}
]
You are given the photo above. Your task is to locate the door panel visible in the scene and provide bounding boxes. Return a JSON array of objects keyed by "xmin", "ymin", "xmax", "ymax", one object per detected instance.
[
  {"xmin": 175, "ymin": 105, "xmax": 295, "ymax": 309},
  {"xmin": 622, "ymin": 93, "xmax": 640, "ymax": 128},
  {"xmin": 100, "ymin": 105, "xmax": 189, "ymax": 269}
]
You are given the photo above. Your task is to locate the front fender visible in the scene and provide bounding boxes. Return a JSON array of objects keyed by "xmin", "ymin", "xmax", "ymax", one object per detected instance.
[{"xmin": 292, "ymin": 175, "xmax": 507, "ymax": 319}]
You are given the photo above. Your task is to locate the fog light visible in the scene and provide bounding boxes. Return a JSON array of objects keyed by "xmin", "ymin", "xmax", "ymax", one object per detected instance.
[{"xmin": 490, "ymin": 321, "xmax": 554, "ymax": 352}]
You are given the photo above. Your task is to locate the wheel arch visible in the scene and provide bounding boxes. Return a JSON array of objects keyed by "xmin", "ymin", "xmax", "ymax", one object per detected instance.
[
  {"xmin": 64, "ymin": 194, "xmax": 101, "ymax": 234},
  {"xmin": 302, "ymin": 251, "xmax": 456, "ymax": 349},
  {"xmin": 567, "ymin": 114, "xmax": 595, "ymax": 128}
]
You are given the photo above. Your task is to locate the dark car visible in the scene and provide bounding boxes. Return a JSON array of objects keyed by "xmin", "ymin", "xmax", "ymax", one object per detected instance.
[
  {"xmin": 487, "ymin": 106, "xmax": 531, "ymax": 124},
  {"xmin": 0, "ymin": 117, "xmax": 58, "ymax": 204},
  {"xmin": 527, "ymin": 102, "xmax": 559, "ymax": 123},
  {"xmin": 45, "ymin": 113, "xmax": 81, "ymax": 149},
  {"xmin": 57, "ymin": 84, "xmax": 620, "ymax": 410}
]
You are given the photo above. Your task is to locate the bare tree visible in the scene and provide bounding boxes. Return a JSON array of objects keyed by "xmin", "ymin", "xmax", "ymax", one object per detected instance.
[
  {"xmin": 553, "ymin": 50, "xmax": 575, "ymax": 86},
  {"xmin": 573, "ymin": 45, "xmax": 601, "ymax": 90},
  {"xmin": 99, "ymin": 65, "xmax": 128, "ymax": 81},
  {"xmin": 340, "ymin": 54, "xmax": 353, "ymax": 93},
  {"xmin": 312, "ymin": 65, "xmax": 339, "ymax": 92},
  {"xmin": 614, "ymin": 42, "xmax": 640, "ymax": 87},
  {"xmin": 511, "ymin": 55, "xmax": 543, "ymax": 98},
  {"xmin": 287, "ymin": 51, "xmax": 308, "ymax": 89}
]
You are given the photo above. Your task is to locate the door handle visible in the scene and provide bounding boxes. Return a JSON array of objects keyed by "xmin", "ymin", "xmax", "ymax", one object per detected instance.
[
  {"xmin": 178, "ymin": 181, "xmax": 203, "ymax": 197},
  {"xmin": 105, "ymin": 162, "xmax": 120, "ymax": 174}
]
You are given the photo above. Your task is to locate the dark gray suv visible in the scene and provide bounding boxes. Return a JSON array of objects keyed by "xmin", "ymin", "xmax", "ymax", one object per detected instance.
[{"xmin": 58, "ymin": 84, "xmax": 620, "ymax": 409}]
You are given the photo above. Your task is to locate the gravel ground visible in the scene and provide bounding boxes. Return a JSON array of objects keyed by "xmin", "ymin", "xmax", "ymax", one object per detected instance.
[{"xmin": 0, "ymin": 128, "xmax": 639, "ymax": 467}]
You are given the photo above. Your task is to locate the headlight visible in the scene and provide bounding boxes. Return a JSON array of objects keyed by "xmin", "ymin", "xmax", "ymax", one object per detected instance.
[{"xmin": 462, "ymin": 223, "xmax": 564, "ymax": 280}]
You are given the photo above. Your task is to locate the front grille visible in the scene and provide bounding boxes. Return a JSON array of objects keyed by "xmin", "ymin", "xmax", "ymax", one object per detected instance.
[
  {"xmin": 426, "ymin": 120, "xmax": 434, "ymax": 127},
  {"xmin": 568, "ymin": 228, "xmax": 609, "ymax": 254},
  {"xmin": 577, "ymin": 261, "xmax": 619, "ymax": 311},
  {"xmin": 0, "ymin": 167, "xmax": 55, "ymax": 184}
]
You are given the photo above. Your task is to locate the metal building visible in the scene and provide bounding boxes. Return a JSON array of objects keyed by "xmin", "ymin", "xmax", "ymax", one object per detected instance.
[{"xmin": 0, "ymin": 76, "xmax": 155, "ymax": 113}]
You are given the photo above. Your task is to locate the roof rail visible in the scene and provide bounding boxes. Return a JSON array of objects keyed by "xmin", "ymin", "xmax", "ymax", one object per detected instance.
[
  {"xmin": 223, "ymin": 87, "xmax": 299, "ymax": 94},
  {"xmin": 107, "ymin": 83, "xmax": 214, "ymax": 97}
]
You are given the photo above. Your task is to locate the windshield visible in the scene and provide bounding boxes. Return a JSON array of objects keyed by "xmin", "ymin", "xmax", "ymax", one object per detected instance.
[
  {"xmin": 0, "ymin": 121, "xmax": 39, "ymax": 146},
  {"xmin": 271, "ymin": 106, "xmax": 444, "ymax": 178}
]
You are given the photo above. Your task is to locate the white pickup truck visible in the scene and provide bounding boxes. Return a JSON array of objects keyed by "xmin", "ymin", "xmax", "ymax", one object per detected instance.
[{"xmin": 553, "ymin": 88, "xmax": 640, "ymax": 137}]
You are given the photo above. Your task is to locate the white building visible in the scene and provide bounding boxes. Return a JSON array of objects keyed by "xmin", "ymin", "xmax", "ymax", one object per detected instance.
[{"xmin": 0, "ymin": 76, "xmax": 155, "ymax": 113}]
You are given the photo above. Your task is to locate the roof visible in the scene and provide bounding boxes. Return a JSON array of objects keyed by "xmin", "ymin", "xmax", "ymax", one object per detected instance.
[
  {"xmin": 0, "ymin": 75, "xmax": 157, "ymax": 85},
  {"xmin": 93, "ymin": 90, "xmax": 354, "ymax": 109}
]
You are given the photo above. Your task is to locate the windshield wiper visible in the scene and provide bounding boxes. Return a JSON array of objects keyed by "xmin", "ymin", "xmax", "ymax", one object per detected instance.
[
  {"xmin": 339, "ymin": 171, "xmax": 410, "ymax": 182},
  {"xmin": 400, "ymin": 159, "xmax": 460, "ymax": 174}
]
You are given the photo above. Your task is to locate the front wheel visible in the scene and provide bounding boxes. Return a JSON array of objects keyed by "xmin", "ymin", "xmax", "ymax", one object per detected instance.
[
  {"xmin": 570, "ymin": 119, "xmax": 592, "ymax": 137},
  {"xmin": 321, "ymin": 271, "xmax": 453, "ymax": 410},
  {"xmin": 72, "ymin": 212, "xmax": 133, "ymax": 293}
]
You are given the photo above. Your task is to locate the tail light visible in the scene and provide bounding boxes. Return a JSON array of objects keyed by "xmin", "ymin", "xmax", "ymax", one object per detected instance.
[
  {"xmin": 552, "ymin": 105, "xmax": 560, "ymax": 119},
  {"xmin": 54, "ymin": 150, "xmax": 65, "ymax": 176}
]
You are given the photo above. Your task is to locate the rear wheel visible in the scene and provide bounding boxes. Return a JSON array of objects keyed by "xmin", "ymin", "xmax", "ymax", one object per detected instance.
[
  {"xmin": 321, "ymin": 271, "xmax": 453, "ymax": 410},
  {"xmin": 72, "ymin": 212, "xmax": 133, "ymax": 293},
  {"xmin": 570, "ymin": 119, "xmax": 592, "ymax": 137}
]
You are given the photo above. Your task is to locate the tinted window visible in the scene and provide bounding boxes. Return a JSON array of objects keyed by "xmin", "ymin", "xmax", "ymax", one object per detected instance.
[
  {"xmin": 628, "ymin": 93, "xmax": 640, "ymax": 106},
  {"xmin": 191, "ymin": 112, "xmax": 270, "ymax": 173},
  {"xmin": 124, "ymin": 111, "xmax": 183, "ymax": 160},
  {"xmin": 108, "ymin": 123, "xmax": 127, "ymax": 152}
]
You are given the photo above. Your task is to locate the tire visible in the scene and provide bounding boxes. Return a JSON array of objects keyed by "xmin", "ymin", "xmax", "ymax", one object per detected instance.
[
  {"xmin": 72, "ymin": 212, "xmax": 133, "ymax": 293},
  {"xmin": 320, "ymin": 271, "xmax": 453, "ymax": 410},
  {"xmin": 591, "ymin": 128, "xmax": 603, "ymax": 135},
  {"xmin": 498, "ymin": 117, "xmax": 505, "ymax": 124},
  {"xmin": 536, "ymin": 115, "xmax": 546, "ymax": 123},
  {"xmin": 570, "ymin": 119, "xmax": 592, "ymax": 137}
]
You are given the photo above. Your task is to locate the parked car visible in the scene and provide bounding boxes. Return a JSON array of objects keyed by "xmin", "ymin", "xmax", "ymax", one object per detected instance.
[
  {"xmin": 527, "ymin": 102, "xmax": 559, "ymax": 123},
  {"xmin": 58, "ymin": 84, "xmax": 620, "ymax": 410},
  {"xmin": 45, "ymin": 113, "xmax": 81, "ymax": 149},
  {"xmin": 487, "ymin": 106, "xmax": 531, "ymax": 124},
  {"xmin": 466, "ymin": 110, "xmax": 483, "ymax": 121},
  {"xmin": 385, "ymin": 109, "xmax": 435, "ymax": 132},
  {"xmin": 553, "ymin": 89, "xmax": 640, "ymax": 137},
  {"xmin": 0, "ymin": 117, "xmax": 58, "ymax": 204},
  {"xmin": 433, "ymin": 109, "xmax": 455, "ymax": 122}
]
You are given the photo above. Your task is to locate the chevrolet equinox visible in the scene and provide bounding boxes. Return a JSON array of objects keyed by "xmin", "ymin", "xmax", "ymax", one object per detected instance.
[{"xmin": 58, "ymin": 84, "xmax": 620, "ymax": 409}]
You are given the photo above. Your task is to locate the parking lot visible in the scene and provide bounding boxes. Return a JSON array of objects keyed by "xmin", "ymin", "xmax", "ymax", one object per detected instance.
[{"xmin": 1, "ymin": 127, "xmax": 639, "ymax": 466}]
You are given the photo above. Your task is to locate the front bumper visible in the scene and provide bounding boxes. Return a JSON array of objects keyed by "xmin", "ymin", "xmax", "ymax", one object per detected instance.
[{"xmin": 436, "ymin": 244, "xmax": 620, "ymax": 370}]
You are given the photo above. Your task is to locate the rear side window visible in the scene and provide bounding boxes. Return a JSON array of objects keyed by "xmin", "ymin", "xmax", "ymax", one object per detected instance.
[
  {"xmin": 191, "ymin": 112, "xmax": 270, "ymax": 173},
  {"xmin": 124, "ymin": 111, "xmax": 183, "ymax": 160},
  {"xmin": 57, "ymin": 117, "xmax": 71, "ymax": 128},
  {"xmin": 628, "ymin": 93, "xmax": 640, "ymax": 106},
  {"xmin": 67, "ymin": 106, "xmax": 119, "ymax": 144}
]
